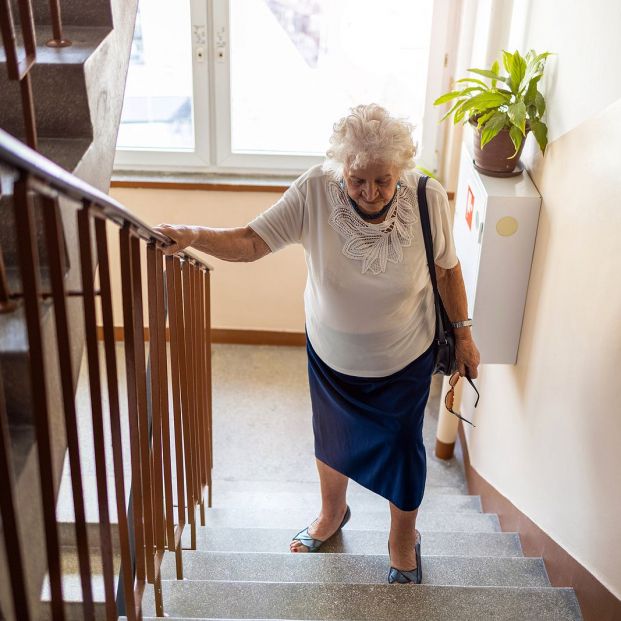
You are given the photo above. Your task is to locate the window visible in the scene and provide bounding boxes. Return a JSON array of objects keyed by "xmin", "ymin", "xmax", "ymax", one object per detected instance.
[{"xmin": 114, "ymin": 0, "xmax": 455, "ymax": 175}]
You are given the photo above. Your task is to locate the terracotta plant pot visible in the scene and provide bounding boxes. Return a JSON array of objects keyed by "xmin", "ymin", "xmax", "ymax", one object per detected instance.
[{"xmin": 470, "ymin": 119, "xmax": 529, "ymax": 174}]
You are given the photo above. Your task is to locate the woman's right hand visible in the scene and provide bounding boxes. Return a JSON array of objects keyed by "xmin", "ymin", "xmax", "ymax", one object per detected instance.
[{"xmin": 152, "ymin": 224, "xmax": 198, "ymax": 256}]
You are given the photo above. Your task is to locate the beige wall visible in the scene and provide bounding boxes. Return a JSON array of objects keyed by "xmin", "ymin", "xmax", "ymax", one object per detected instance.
[
  {"xmin": 108, "ymin": 188, "xmax": 307, "ymax": 332},
  {"xmin": 458, "ymin": 0, "xmax": 621, "ymax": 599},
  {"xmin": 462, "ymin": 98, "xmax": 621, "ymax": 597}
]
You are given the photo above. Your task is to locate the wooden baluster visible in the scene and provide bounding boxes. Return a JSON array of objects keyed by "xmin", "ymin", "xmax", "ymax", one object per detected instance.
[
  {"xmin": 95, "ymin": 218, "xmax": 137, "ymax": 620},
  {"xmin": 13, "ymin": 174, "xmax": 64, "ymax": 619},
  {"xmin": 42, "ymin": 196, "xmax": 95, "ymax": 618},
  {"xmin": 77, "ymin": 203, "xmax": 117, "ymax": 620},
  {"xmin": 166, "ymin": 255, "xmax": 186, "ymax": 579}
]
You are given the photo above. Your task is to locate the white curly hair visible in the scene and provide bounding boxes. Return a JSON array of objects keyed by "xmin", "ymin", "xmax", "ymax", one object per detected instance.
[{"xmin": 322, "ymin": 103, "xmax": 417, "ymax": 179}]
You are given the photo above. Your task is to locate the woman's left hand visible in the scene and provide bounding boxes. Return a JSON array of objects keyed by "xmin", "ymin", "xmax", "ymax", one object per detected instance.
[{"xmin": 454, "ymin": 333, "xmax": 480, "ymax": 379}]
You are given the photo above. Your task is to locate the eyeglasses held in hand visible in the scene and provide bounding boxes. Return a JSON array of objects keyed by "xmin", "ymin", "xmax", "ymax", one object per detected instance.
[{"xmin": 444, "ymin": 372, "xmax": 480, "ymax": 427}]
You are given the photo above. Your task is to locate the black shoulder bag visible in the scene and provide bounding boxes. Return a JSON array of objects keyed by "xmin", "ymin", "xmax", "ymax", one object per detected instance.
[
  {"xmin": 417, "ymin": 175, "xmax": 480, "ymax": 426},
  {"xmin": 417, "ymin": 175, "xmax": 457, "ymax": 376}
]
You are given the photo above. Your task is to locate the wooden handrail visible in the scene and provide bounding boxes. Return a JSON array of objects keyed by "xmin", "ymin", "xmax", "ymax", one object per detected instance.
[
  {"xmin": 0, "ymin": 0, "xmax": 38, "ymax": 148},
  {"xmin": 0, "ymin": 128, "xmax": 214, "ymax": 619},
  {"xmin": 0, "ymin": 129, "xmax": 212, "ymax": 268}
]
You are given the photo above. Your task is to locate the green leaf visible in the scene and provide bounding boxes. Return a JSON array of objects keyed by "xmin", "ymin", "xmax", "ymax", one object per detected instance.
[
  {"xmin": 502, "ymin": 50, "xmax": 514, "ymax": 75},
  {"xmin": 507, "ymin": 101, "xmax": 527, "ymax": 134},
  {"xmin": 434, "ymin": 86, "xmax": 483, "ymax": 106},
  {"xmin": 467, "ymin": 68, "xmax": 508, "ymax": 83},
  {"xmin": 454, "ymin": 103, "xmax": 468, "ymax": 124},
  {"xmin": 534, "ymin": 51, "xmax": 553, "ymax": 66},
  {"xmin": 509, "ymin": 125, "xmax": 524, "ymax": 157},
  {"xmin": 509, "ymin": 50, "xmax": 527, "ymax": 93},
  {"xmin": 465, "ymin": 91, "xmax": 510, "ymax": 112},
  {"xmin": 491, "ymin": 60, "xmax": 499, "ymax": 88},
  {"xmin": 480, "ymin": 112, "xmax": 508, "ymax": 148},
  {"xmin": 476, "ymin": 110, "xmax": 497, "ymax": 127},
  {"xmin": 439, "ymin": 98, "xmax": 465, "ymax": 122},
  {"xmin": 456, "ymin": 77, "xmax": 490, "ymax": 89},
  {"xmin": 530, "ymin": 118, "xmax": 548, "ymax": 153},
  {"xmin": 535, "ymin": 91, "xmax": 546, "ymax": 117},
  {"xmin": 433, "ymin": 90, "xmax": 463, "ymax": 105},
  {"xmin": 524, "ymin": 75, "xmax": 542, "ymax": 105}
]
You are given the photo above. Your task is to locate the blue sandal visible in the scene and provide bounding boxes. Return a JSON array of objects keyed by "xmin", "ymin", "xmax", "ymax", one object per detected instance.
[
  {"xmin": 290, "ymin": 505, "xmax": 351, "ymax": 552},
  {"xmin": 388, "ymin": 529, "xmax": 422, "ymax": 584}
]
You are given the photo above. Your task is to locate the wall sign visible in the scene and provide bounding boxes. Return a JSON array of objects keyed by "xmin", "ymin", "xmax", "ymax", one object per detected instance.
[{"xmin": 465, "ymin": 185, "xmax": 475, "ymax": 230}]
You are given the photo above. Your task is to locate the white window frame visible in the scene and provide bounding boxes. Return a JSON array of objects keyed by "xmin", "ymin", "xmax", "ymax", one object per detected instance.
[
  {"xmin": 114, "ymin": 0, "xmax": 211, "ymax": 172},
  {"xmin": 114, "ymin": 0, "xmax": 458, "ymax": 176}
]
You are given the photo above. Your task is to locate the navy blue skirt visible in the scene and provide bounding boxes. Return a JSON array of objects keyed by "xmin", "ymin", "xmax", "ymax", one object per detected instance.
[{"xmin": 307, "ymin": 337, "xmax": 434, "ymax": 512}]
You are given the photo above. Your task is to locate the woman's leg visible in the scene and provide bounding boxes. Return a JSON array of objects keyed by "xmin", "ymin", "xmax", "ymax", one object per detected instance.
[
  {"xmin": 388, "ymin": 502, "xmax": 418, "ymax": 569},
  {"xmin": 290, "ymin": 458, "xmax": 349, "ymax": 552}
]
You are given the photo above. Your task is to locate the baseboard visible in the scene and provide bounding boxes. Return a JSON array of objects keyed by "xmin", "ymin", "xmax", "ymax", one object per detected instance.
[
  {"xmin": 457, "ymin": 424, "xmax": 621, "ymax": 621},
  {"xmin": 96, "ymin": 326, "xmax": 306, "ymax": 347},
  {"xmin": 211, "ymin": 329, "xmax": 306, "ymax": 347}
]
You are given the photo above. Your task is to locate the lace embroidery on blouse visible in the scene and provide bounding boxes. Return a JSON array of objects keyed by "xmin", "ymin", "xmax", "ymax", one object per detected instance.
[{"xmin": 327, "ymin": 180, "xmax": 419, "ymax": 275}]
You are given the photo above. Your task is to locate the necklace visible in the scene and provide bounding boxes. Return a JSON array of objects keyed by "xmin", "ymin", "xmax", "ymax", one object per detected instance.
[{"xmin": 341, "ymin": 180, "xmax": 400, "ymax": 222}]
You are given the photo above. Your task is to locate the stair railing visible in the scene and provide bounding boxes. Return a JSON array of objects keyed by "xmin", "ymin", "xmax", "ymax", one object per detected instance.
[
  {"xmin": 0, "ymin": 0, "xmax": 72, "ymax": 151},
  {"xmin": 0, "ymin": 127, "xmax": 213, "ymax": 620},
  {"xmin": 0, "ymin": 0, "xmax": 39, "ymax": 149}
]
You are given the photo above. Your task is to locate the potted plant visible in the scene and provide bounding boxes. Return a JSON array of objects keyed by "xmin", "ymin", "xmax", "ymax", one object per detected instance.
[{"xmin": 434, "ymin": 49, "xmax": 551, "ymax": 175}]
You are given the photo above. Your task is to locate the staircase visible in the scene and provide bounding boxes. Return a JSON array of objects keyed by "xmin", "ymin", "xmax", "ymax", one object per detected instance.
[
  {"xmin": 0, "ymin": 1, "xmax": 138, "ymax": 618},
  {"xmin": 129, "ymin": 344, "xmax": 582, "ymax": 621}
]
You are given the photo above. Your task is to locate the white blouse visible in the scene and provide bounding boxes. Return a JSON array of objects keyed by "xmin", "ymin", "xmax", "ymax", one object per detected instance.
[{"xmin": 249, "ymin": 164, "xmax": 458, "ymax": 377}]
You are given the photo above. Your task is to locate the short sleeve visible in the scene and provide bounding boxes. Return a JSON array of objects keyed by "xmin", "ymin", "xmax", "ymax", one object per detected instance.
[
  {"xmin": 248, "ymin": 178, "xmax": 305, "ymax": 253},
  {"xmin": 426, "ymin": 178, "xmax": 458, "ymax": 269}
]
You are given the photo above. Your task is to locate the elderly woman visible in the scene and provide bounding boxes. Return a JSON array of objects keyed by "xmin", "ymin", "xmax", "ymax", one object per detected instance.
[{"xmin": 155, "ymin": 103, "xmax": 480, "ymax": 584}]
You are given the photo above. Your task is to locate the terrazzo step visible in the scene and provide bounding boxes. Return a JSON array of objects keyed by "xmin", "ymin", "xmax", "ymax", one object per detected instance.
[
  {"xmin": 0, "ymin": 26, "xmax": 111, "ymax": 140},
  {"xmin": 11, "ymin": 0, "xmax": 113, "ymax": 27},
  {"xmin": 142, "ymin": 581, "xmax": 582, "ymax": 620},
  {"xmin": 39, "ymin": 548, "xmax": 120, "ymax": 621},
  {"xmin": 209, "ymin": 489, "xmax": 481, "ymax": 513},
  {"xmin": 162, "ymin": 550, "xmax": 550, "ymax": 587},
  {"xmin": 191, "ymin": 507, "xmax": 500, "ymax": 534},
  {"xmin": 187, "ymin": 527, "xmax": 523, "ymax": 557},
  {"xmin": 210, "ymin": 479, "xmax": 467, "ymax": 499}
]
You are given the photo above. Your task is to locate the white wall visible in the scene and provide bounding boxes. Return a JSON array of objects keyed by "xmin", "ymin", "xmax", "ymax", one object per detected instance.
[
  {"xmin": 457, "ymin": 0, "xmax": 621, "ymax": 598},
  {"xmin": 506, "ymin": 0, "xmax": 621, "ymax": 142}
]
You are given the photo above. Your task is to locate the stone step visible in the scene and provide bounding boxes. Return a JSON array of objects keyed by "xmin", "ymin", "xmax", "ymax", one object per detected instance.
[
  {"xmin": 210, "ymin": 478, "xmax": 467, "ymax": 498},
  {"xmin": 161, "ymin": 550, "xmax": 550, "ymax": 587},
  {"xmin": 37, "ymin": 547, "xmax": 125, "ymax": 620},
  {"xmin": 10, "ymin": 0, "xmax": 113, "ymax": 30},
  {"xmin": 55, "ymin": 490, "xmax": 481, "ymax": 538},
  {"xmin": 192, "ymin": 507, "xmax": 501, "ymax": 534},
  {"xmin": 186, "ymin": 527, "xmax": 523, "ymax": 557},
  {"xmin": 208, "ymin": 487, "xmax": 480, "ymax": 513},
  {"xmin": 141, "ymin": 580, "xmax": 582, "ymax": 620},
  {"xmin": 0, "ymin": 26, "xmax": 110, "ymax": 140}
]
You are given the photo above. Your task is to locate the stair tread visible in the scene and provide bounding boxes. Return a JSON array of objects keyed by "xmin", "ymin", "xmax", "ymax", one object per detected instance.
[
  {"xmin": 183, "ymin": 527, "xmax": 523, "ymax": 557},
  {"xmin": 160, "ymin": 550, "xmax": 550, "ymax": 587},
  {"xmin": 209, "ymin": 479, "xmax": 467, "ymax": 497},
  {"xmin": 38, "ymin": 137, "xmax": 91, "ymax": 172},
  {"xmin": 0, "ymin": 26, "xmax": 111, "ymax": 65},
  {"xmin": 205, "ymin": 490, "xmax": 481, "ymax": 512},
  {"xmin": 141, "ymin": 581, "xmax": 582, "ymax": 620},
  {"xmin": 192, "ymin": 507, "xmax": 501, "ymax": 533}
]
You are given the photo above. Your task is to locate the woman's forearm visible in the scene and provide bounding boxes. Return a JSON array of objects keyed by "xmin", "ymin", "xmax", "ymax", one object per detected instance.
[
  {"xmin": 191, "ymin": 225, "xmax": 271, "ymax": 262},
  {"xmin": 435, "ymin": 261, "xmax": 472, "ymax": 340},
  {"xmin": 154, "ymin": 223, "xmax": 271, "ymax": 262}
]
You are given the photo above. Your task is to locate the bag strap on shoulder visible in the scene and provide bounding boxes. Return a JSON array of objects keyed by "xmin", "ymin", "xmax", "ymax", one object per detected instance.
[{"xmin": 417, "ymin": 175, "xmax": 447, "ymax": 342}]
